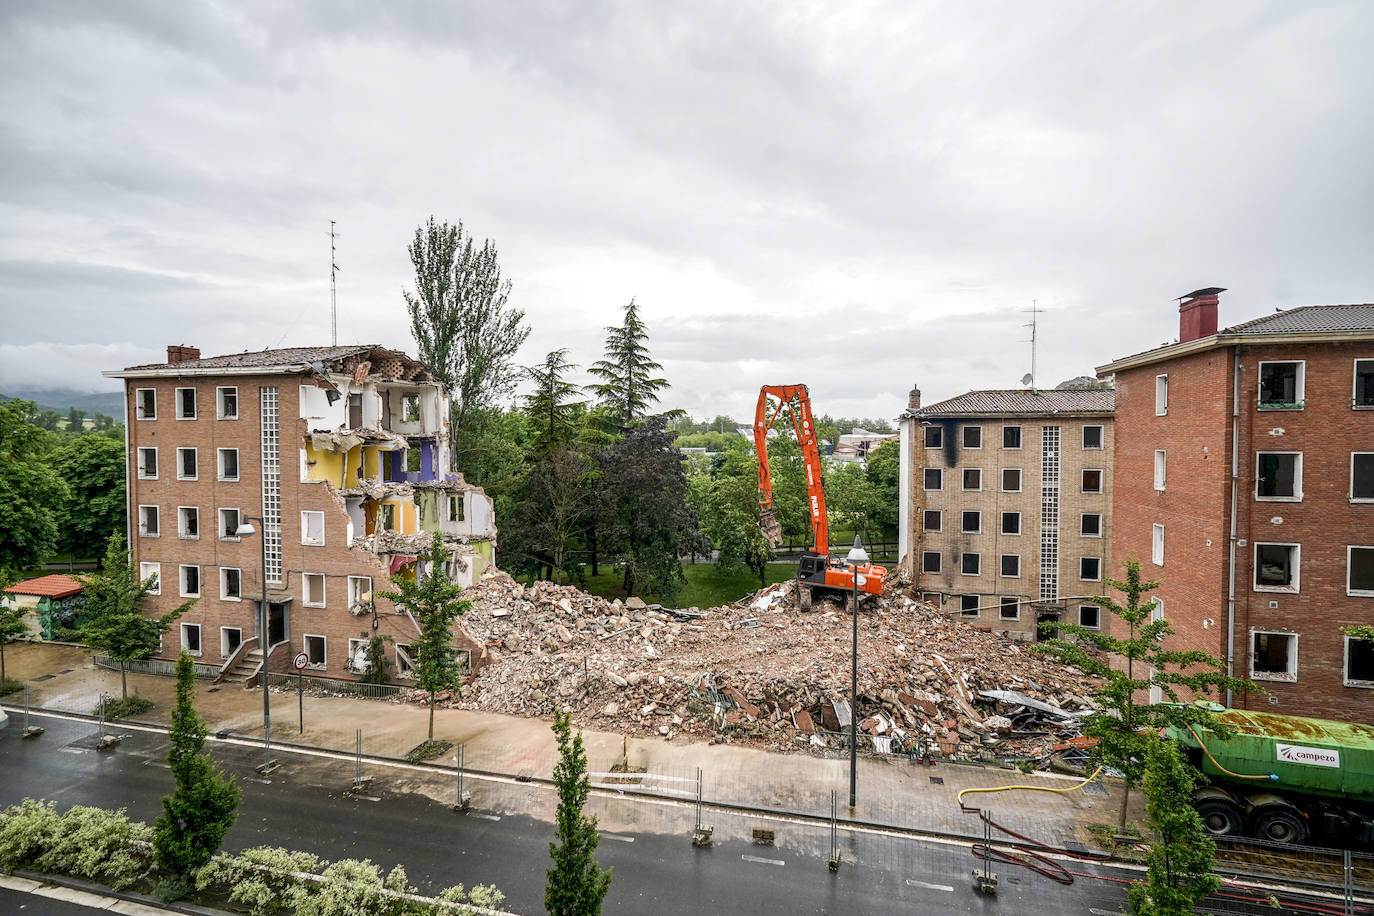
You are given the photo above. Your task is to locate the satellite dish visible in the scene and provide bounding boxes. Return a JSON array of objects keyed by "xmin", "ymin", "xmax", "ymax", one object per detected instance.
[{"xmin": 1020, "ymin": 374, "xmax": 1034, "ymax": 387}]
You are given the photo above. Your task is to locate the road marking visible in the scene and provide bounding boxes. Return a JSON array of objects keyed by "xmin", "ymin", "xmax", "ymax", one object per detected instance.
[
  {"xmin": 470, "ymin": 812, "xmax": 502, "ymax": 821},
  {"xmin": 1089, "ymin": 909, "xmax": 1118, "ymax": 915},
  {"xmin": 143, "ymin": 759, "xmax": 171, "ymax": 769},
  {"xmin": 905, "ymin": 879, "xmax": 954, "ymax": 892},
  {"xmin": 246, "ymin": 777, "xmax": 272, "ymax": 785},
  {"xmin": 741, "ymin": 854, "xmax": 785, "ymax": 866},
  {"xmin": 600, "ymin": 833, "xmax": 635, "ymax": 843},
  {"xmin": 59, "ymin": 747, "xmax": 84, "ymax": 754}
]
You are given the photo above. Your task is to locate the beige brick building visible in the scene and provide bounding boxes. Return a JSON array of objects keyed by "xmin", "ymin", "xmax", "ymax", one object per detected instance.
[
  {"xmin": 105, "ymin": 345, "xmax": 496, "ymax": 683},
  {"xmin": 897, "ymin": 388, "xmax": 1115, "ymax": 641}
]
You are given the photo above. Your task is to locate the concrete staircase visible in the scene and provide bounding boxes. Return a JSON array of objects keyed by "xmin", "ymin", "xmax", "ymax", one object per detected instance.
[{"xmin": 220, "ymin": 647, "xmax": 263, "ymax": 686}]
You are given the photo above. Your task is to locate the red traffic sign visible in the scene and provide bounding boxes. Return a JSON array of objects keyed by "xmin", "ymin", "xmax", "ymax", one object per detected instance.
[{"xmin": 293, "ymin": 652, "xmax": 309, "ymax": 671}]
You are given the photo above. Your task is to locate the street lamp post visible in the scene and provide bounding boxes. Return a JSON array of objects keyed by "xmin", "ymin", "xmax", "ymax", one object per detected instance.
[
  {"xmin": 235, "ymin": 516, "xmax": 272, "ymax": 771},
  {"xmin": 846, "ymin": 535, "xmax": 869, "ymax": 810}
]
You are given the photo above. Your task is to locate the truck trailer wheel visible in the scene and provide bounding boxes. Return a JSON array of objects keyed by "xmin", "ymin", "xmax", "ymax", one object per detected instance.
[
  {"xmin": 1194, "ymin": 791, "xmax": 1244, "ymax": 837},
  {"xmin": 1251, "ymin": 804, "xmax": 1307, "ymax": 845}
]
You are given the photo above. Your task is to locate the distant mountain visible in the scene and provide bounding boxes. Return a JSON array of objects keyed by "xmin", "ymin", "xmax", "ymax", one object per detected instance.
[{"xmin": 2, "ymin": 388, "xmax": 125, "ymax": 417}]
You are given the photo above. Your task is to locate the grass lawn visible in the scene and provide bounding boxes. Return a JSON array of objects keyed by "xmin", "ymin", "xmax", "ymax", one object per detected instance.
[{"xmin": 554, "ymin": 562, "xmax": 798, "ymax": 610}]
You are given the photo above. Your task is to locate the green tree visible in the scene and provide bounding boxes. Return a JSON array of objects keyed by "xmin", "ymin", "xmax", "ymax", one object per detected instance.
[
  {"xmin": 545, "ymin": 710, "xmax": 612, "ymax": 916},
  {"xmin": 0, "ymin": 567, "xmax": 27, "ymax": 684},
  {"xmin": 1033, "ymin": 561, "xmax": 1258, "ymax": 829},
  {"xmin": 524, "ymin": 349, "xmax": 586, "ymax": 461},
  {"xmin": 378, "ymin": 532, "xmax": 469, "ymax": 742},
  {"xmin": 588, "ymin": 298, "xmax": 670, "ymax": 430},
  {"xmin": 356, "ymin": 633, "xmax": 394, "ymax": 685},
  {"xmin": 81, "ymin": 534, "xmax": 191, "ymax": 699},
  {"xmin": 824, "ymin": 461, "xmax": 885, "ymax": 546},
  {"xmin": 694, "ymin": 450, "xmax": 775, "ymax": 587},
  {"xmin": 65, "ymin": 408, "xmax": 85, "ymax": 431},
  {"xmin": 403, "ymin": 216, "xmax": 530, "ymax": 469},
  {"xmin": 154, "ymin": 651, "xmax": 240, "ymax": 878},
  {"xmin": 1127, "ymin": 738, "xmax": 1220, "ymax": 916},
  {"xmin": 864, "ymin": 439, "xmax": 901, "ymax": 537},
  {"xmin": 503, "ymin": 449, "xmax": 596, "ymax": 585},
  {"xmin": 52, "ymin": 434, "xmax": 126, "ymax": 561},
  {"xmin": 0, "ymin": 399, "xmax": 69, "ymax": 570}
]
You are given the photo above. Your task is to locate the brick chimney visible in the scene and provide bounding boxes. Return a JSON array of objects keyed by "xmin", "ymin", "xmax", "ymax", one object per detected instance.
[
  {"xmin": 166, "ymin": 345, "xmax": 201, "ymax": 364},
  {"xmin": 908, "ymin": 384, "xmax": 921, "ymax": 410},
  {"xmin": 1178, "ymin": 288, "xmax": 1224, "ymax": 343}
]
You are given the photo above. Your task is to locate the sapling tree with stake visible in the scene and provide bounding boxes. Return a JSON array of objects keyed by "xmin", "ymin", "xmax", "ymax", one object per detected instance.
[{"xmin": 546, "ymin": 709, "xmax": 612, "ymax": 916}]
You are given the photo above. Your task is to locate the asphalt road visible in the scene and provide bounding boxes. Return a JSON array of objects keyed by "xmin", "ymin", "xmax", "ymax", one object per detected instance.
[{"xmin": 0, "ymin": 710, "xmax": 1338, "ymax": 916}]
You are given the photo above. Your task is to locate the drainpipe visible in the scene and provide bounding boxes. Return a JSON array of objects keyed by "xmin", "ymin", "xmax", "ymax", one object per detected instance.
[{"xmin": 1226, "ymin": 345, "xmax": 1241, "ymax": 707}]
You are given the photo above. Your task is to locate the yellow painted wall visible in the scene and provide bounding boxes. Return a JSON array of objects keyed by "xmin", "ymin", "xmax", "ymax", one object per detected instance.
[{"xmin": 303, "ymin": 443, "xmax": 344, "ymax": 484}]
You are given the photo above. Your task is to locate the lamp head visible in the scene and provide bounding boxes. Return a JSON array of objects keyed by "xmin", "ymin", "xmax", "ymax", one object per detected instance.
[
  {"xmin": 846, "ymin": 534, "xmax": 869, "ymax": 565},
  {"xmin": 235, "ymin": 522, "xmax": 257, "ymax": 537}
]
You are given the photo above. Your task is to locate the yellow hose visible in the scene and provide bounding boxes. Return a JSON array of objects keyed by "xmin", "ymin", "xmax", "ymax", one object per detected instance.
[
  {"xmin": 1186, "ymin": 724, "xmax": 1272, "ymax": 781},
  {"xmin": 958, "ymin": 766, "xmax": 1105, "ymax": 807}
]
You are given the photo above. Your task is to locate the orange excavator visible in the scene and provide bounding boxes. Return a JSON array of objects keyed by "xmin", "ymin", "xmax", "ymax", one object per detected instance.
[{"xmin": 755, "ymin": 384, "xmax": 887, "ymax": 609}]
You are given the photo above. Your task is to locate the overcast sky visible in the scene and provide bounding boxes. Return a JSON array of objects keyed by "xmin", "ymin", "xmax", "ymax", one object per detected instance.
[{"xmin": 2, "ymin": 1, "xmax": 1371, "ymax": 422}]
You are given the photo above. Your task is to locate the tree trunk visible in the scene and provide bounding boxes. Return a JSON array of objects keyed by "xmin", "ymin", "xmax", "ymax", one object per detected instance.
[
  {"xmin": 428, "ymin": 691, "xmax": 436, "ymax": 743},
  {"xmin": 120, "ymin": 662, "xmax": 129, "ymax": 700},
  {"xmin": 1118, "ymin": 781, "xmax": 1131, "ymax": 830},
  {"xmin": 1, "ymin": 642, "xmax": 6, "ymax": 682}
]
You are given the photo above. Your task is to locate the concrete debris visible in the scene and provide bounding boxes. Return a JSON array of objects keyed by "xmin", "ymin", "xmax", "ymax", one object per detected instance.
[{"xmin": 415, "ymin": 571, "xmax": 1102, "ymax": 764}]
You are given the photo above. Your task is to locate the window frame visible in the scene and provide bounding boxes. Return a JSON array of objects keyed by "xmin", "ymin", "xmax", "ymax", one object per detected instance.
[
  {"xmin": 216, "ymin": 386, "xmax": 239, "ymax": 420},
  {"xmin": 1081, "ymin": 468, "xmax": 1103, "ymax": 494},
  {"xmin": 1347, "ymin": 545, "xmax": 1374, "ymax": 597},
  {"xmin": 380, "ymin": 503, "xmax": 397, "ymax": 531},
  {"xmin": 999, "ymin": 554, "xmax": 1020, "ymax": 578},
  {"xmin": 962, "ymin": 468, "xmax": 982, "ymax": 492},
  {"xmin": 1152, "ymin": 523, "xmax": 1165, "ymax": 566},
  {"xmin": 1081, "ymin": 513, "xmax": 1102, "ymax": 538},
  {"xmin": 302, "ymin": 572, "xmax": 327, "ymax": 608},
  {"xmin": 1082, "ymin": 425, "xmax": 1104, "ymax": 450},
  {"xmin": 395, "ymin": 643, "xmax": 415, "ymax": 678},
  {"xmin": 175, "ymin": 387, "xmax": 197, "ymax": 420},
  {"xmin": 220, "ymin": 566, "xmax": 242, "ymax": 601},
  {"xmin": 922, "ymin": 509, "xmax": 942, "ymax": 533},
  {"xmin": 176, "ymin": 447, "xmax": 198, "ymax": 481},
  {"xmin": 921, "ymin": 551, "xmax": 942, "ymax": 574},
  {"xmin": 1001, "ymin": 511, "xmax": 1021, "ymax": 536},
  {"xmin": 179, "ymin": 564, "xmax": 200, "ymax": 598},
  {"xmin": 1078, "ymin": 604, "xmax": 1101, "ymax": 630},
  {"xmin": 137, "ymin": 446, "xmax": 158, "ymax": 480},
  {"xmin": 138, "ymin": 505, "xmax": 160, "ymax": 538},
  {"xmin": 961, "ymin": 425, "xmax": 982, "ymax": 450},
  {"xmin": 960, "ymin": 552, "xmax": 981, "ymax": 576},
  {"xmin": 177, "ymin": 505, "xmax": 200, "ymax": 540},
  {"xmin": 1355, "ymin": 358, "xmax": 1374, "ymax": 409},
  {"xmin": 923, "ymin": 425, "xmax": 943, "ymax": 449},
  {"xmin": 218, "ymin": 507, "xmax": 240, "ymax": 541},
  {"xmin": 140, "ymin": 562, "xmax": 160, "ymax": 595},
  {"xmin": 1080, "ymin": 556, "xmax": 1102, "ymax": 581},
  {"xmin": 217, "ymin": 447, "xmax": 239, "ymax": 482},
  {"xmin": 998, "ymin": 596, "xmax": 1020, "ymax": 620},
  {"xmin": 1153, "ymin": 450, "xmax": 1166, "ymax": 491},
  {"xmin": 347, "ymin": 576, "xmax": 372, "ymax": 611},
  {"xmin": 301, "ymin": 510, "xmax": 325, "ymax": 546},
  {"xmin": 180, "ymin": 622, "xmax": 202, "ymax": 657},
  {"xmin": 923, "ymin": 467, "xmax": 943, "ymax": 491},
  {"xmin": 347, "ymin": 637, "xmax": 368, "ymax": 673},
  {"xmin": 1250, "ymin": 629, "xmax": 1299, "ymax": 682},
  {"xmin": 220, "ymin": 626, "xmax": 242, "ymax": 659},
  {"xmin": 1351, "ymin": 452, "xmax": 1374, "ymax": 503},
  {"xmin": 1344, "ymin": 635, "xmax": 1374, "ymax": 688},
  {"xmin": 304, "ymin": 633, "xmax": 327, "ymax": 670},
  {"xmin": 135, "ymin": 388, "xmax": 157, "ymax": 420},
  {"xmin": 1001, "ymin": 467, "xmax": 1022, "ymax": 493},
  {"xmin": 1002, "ymin": 426, "xmax": 1022, "ymax": 450},
  {"xmin": 1255, "ymin": 451, "xmax": 1303, "ymax": 502},
  {"xmin": 1257, "ymin": 360, "xmax": 1306, "ymax": 410},
  {"xmin": 1253, "ymin": 542, "xmax": 1300, "ymax": 593},
  {"xmin": 1155, "ymin": 375, "xmax": 1168, "ymax": 416},
  {"xmin": 447, "ymin": 495, "xmax": 465, "ymax": 522},
  {"xmin": 961, "ymin": 510, "xmax": 981, "ymax": 534},
  {"xmin": 959, "ymin": 594, "xmax": 980, "ymax": 617}
]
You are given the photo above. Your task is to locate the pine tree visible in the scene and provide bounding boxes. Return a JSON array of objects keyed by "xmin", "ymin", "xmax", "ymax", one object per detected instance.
[
  {"xmin": 153, "ymin": 651, "xmax": 240, "ymax": 878},
  {"xmin": 378, "ymin": 532, "xmax": 469, "ymax": 743},
  {"xmin": 588, "ymin": 298, "xmax": 669, "ymax": 429},
  {"xmin": 1127, "ymin": 738, "xmax": 1221, "ymax": 916},
  {"xmin": 545, "ymin": 710, "xmax": 612, "ymax": 916},
  {"xmin": 523, "ymin": 349, "xmax": 586, "ymax": 461}
]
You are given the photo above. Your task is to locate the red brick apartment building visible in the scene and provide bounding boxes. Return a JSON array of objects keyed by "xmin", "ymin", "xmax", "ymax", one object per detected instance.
[
  {"xmin": 105, "ymin": 345, "xmax": 496, "ymax": 684},
  {"xmin": 1098, "ymin": 292, "xmax": 1374, "ymax": 721}
]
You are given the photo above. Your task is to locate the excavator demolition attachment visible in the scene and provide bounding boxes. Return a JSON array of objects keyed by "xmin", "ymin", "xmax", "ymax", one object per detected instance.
[{"xmin": 759, "ymin": 507, "xmax": 783, "ymax": 549}]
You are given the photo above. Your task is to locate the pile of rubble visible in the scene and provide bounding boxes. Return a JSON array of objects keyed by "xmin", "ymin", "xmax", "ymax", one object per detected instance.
[{"xmin": 420, "ymin": 572, "xmax": 1101, "ymax": 764}]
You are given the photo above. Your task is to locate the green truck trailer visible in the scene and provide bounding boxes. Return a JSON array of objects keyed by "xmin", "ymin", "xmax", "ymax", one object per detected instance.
[{"xmin": 1169, "ymin": 708, "xmax": 1374, "ymax": 847}]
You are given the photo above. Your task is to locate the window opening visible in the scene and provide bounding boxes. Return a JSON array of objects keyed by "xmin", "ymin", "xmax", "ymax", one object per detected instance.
[
  {"xmin": 1000, "ymin": 555, "xmax": 1020, "ymax": 578},
  {"xmin": 923, "ymin": 426, "xmax": 943, "ymax": 448},
  {"xmin": 1352, "ymin": 453, "xmax": 1374, "ymax": 501},
  {"xmin": 960, "ymin": 595, "xmax": 979, "ymax": 617},
  {"xmin": 1257, "ymin": 452, "xmax": 1300, "ymax": 499},
  {"xmin": 922, "ymin": 510, "xmax": 941, "ymax": 532},
  {"xmin": 136, "ymin": 388, "xmax": 156, "ymax": 420},
  {"xmin": 178, "ymin": 507, "xmax": 199, "ymax": 539},
  {"xmin": 1254, "ymin": 543, "xmax": 1298, "ymax": 591},
  {"xmin": 1079, "ymin": 605, "xmax": 1100, "ymax": 629},
  {"xmin": 301, "ymin": 510, "xmax": 325, "ymax": 546},
  {"xmin": 1346, "ymin": 637, "xmax": 1374, "ymax": 686},
  {"xmin": 1002, "ymin": 426, "xmax": 1021, "ymax": 449},
  {"xmin": 1080, "ymin": 557, "xmax": 1101, "ymax": 580},
  {"xmin": 219, "ymin": 448, "xmax": 239, "ymax": 481},
  {"xmin": 1152, "ymin": 524, "xmax": 1165, "ymax": 566},
  {"xmin": 303, "ymin": 572, "xmax": 326, "ymax": 607},
  {"xmin": 1155, "ymin": 375, "xmax": 1168, "ymax": 416},
  {"xmin": 1154, "ymin": 450, "xmax": 1166, "ymax": 490},
  {"xmin": 962, "ymin": 468, "xmax": 982, "ymax": 491},
  {"xmin": 177, "ymin": 387, "xmax": 197, "ymax": 419},
  {"xmin": 962, "ymin": 426, "xmax": 982, "ymax": 449},
  {"xmin": 1356, "ymin": 359, "xmax": 1374, "ymax": 408},
  {"xmin": 923, "ymin": 468, "xmax": 942, "ymax": 490},
  {"xmin": 178, "ymin": 447, "xmax": 197, "ymax": 480},
  {"xmin": 922, "ymin": 551, "xmax": 942, "ymax": 574},
  {"xmin": 1082, "ymin": 469, "xmax": 1102, "ymax": 493},
  {"xmin": 1081, "ymin": 513, "xmax": 1101, "ymax": 537},
  {"xmin": 222, "ymin": 567, "xmax": 241, "ymax": 600},
  {"xmin": 181, "ymin": 623, "xmax": 201, "ymax": 655},
  {"xmin": 961, "ymin": 553, "xmax": 980, "ymax": 576},
  {"xmin": 138, "ymin": 447, "xmax": 157, "ymax": 479},
  {"xmin": 1001, "ymin": 512, "xmax": 1021, "ymax": 535},
  {"xmin": 217, "ymin": 386, "xmax": 238, "ymax": 419},
  {"xmin": 1002, "ymin": 468, "xmax": 1021, "ymax": 492},
  {"xmin": 140, "ymin": 562, "xmax": 160, "ymax": 594},
  {"xmin": 448, "ymin": 495, "xmax": 465, "ymax": 522},
  {"xmin": 139, "ymin": 505, "xmax": 159, "ymax": 537},
  {"xmin": 999, "ymin": 597, "xmax": 1019, "ymax": 620},
  {"xmin": 1258, "ymin": 361, "xmax": 1304, "ymax": 408},
  {"xmin": 961, "ymin": 510, "xmax": 981, "ymax": 534},
  {"xmin": 305, "ymin": 634, "xmax": 326, "ymax": 668},
  {"xmin": 1252, "ymin": 631, "xmax": 1297, "ymax": 680},
  {"xmin": 180, "ymin": 565, "xmax": 200, "ymax": 597},
  {"xmin": 1348, "ymin": 546, "xmax": 1374, "ymax": 595},
  {"xmin": 1082, "ymin": 425, "xmax": 1103, "ymax": 449}
]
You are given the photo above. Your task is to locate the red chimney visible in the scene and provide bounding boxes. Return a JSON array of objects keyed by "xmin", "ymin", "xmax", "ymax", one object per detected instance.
[
  {"xmin": 166, "ymin": 345, "xmax": 201, "ymax": 364},
  {"xmin": 1178, "ymin": 288, "xmax": 1224, "ymax": 343}
]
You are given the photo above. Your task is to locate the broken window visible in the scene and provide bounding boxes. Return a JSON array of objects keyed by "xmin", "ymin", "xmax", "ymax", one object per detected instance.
[
  {"xmin": 137, "ymin": 447, "xmax": 157, "ymax": 479},
  {"xmin": 1257, "ymin": 452, "xmax": 1301, "ymax": 500},
  {"xmin": 923, "ymin": 426, "xmax": 942, "ymax": 448},
  {"xmin": 961, "ymin": 553, "xmax": 980, "ymax": 576},
  {"xmin": 380, "ymin": 503, "xmax": 397, "ymax": 531},
  {"xmin": 922, "ymin": 510, "xmax": 941, "ymax": 532},
  {"xmin": 178, "ymin": 506, "xmax": 199, "ymax": 539},
  {"xmin": 1081, "ymin": 513, "xmax": 1102, "ymax": 537},
  {"xmin": 220, "ymin": 627, "xmax": 242, "ymax": 658},
  {"xmin": 181, "ymin": 623, "xmax": 201, "ymax": 655},
  {"xmin": 1155, "ymin": 375, "xmax": 1168, "ymax": 416},
  {"xmin": 305, "ymin": 634, "xmax": 326, "ymax": 668},
  {"xmin": 999, "ymin": 596, "xmax": 1019, "ymax": 620},
  {"xmin": 1002, "ymin": 426, "xmax": 1021, "ymax": 449},
  {"xmin": 180, "ymin": 565, "xmax": 200, "ymax": 598},
  {"xmin": 1346, "ymin": 636, "xmax": 1374, "ymax": 686},
  {"xmin": 177, "ymin": 447, "xmax": 197, "ymax": 480},
  {"xmin": 962, "ymin": 426, "xmax": 982, "ymax": 449},
  {"xmin": 139, "ymin": 505, "xmax": 159, "ymax": 537},
  {"xmin": 963, "ymin": 468, "xmax": 982, "ymax": 491},
  {"xmin": 303, "ymin": 572, "xmax": 326, "ymax": 607},
  {"xmin": 959, "ymin": 594, "xmax": 979, "ymax": 617},
  {"xmin": 448, "ymin": 495, "xmax": 465, "ymax": 522},
  {"xmin": 1001, "ymin": 468, "xmax": 1021, "ymax": 492},
  {"xmin": 347, "ymin": 576, "xmax": 372, "ymax": 610},
  {"xmin": 1000, "ymin": 554, "xmax": 1020, "ymax": 578},
  {"xmin": 221, "ymin": 567, "xmax": 241, "ymax": 600},
  {"xmin": 1352, "ymin": 453, "xmax": 1374, "ymax": 501},
  {"xmin": 407, "ymin": 448, "xmax": 422, "ymax": 473},
  {"xmin": 1083, "ymin": 425, "xmax": 1104, "ymax": 449},
  {"xmin": 395, "ymin": 643, "xmax": 415, "ymax": 677},
  {"xmin": 1081, "ymin": 469, "xmax": 1102, "ymax": 493},
  {"xmin": 1356, "ymin": 359, "xmax": 1374, "ymax": 408},
  {"xmin": 1254, "ymin": 543, "xmax": 1299, "ymax": 591},
  {"xmin": 403, "ymin": 393, "xmax": 421, "ymax": 423},
  {"xmin": 217, "ymin": 386, "xmax": 238, "ymax": 419},
  {"xmin": 140, "ymin": 562, "xmax": 160, "ymax": 595},
  {"xmin": 176, "ymin": 387, "xmax": 197, "ymax": 420},
  {"xmin": 1347, "ymin": 546, "xmax": 1374, "ymax": 595},
  {"xmin": 218, "ymin": 448, "xmax": 238, "ymax": 481},
  {"xmin": 1080, "ymin": 557, "xmax": 1101, "ymax": 581},
  {"xmin": 1252, "ymin": 631, "xmax": 1297, "ymax": 680},
  {"xmin": 348, "ymin": 393, "xmax": 363, "ymax": 428},
  {"xmin": 1152, "ymin": 523, "xmax": 1165, "ymax": 566},
  {"xmin": 301, "ymin": 510, "xmax": 325, "ymax": 546},
  {"xmin": 347, "ymin": 637, "xmax": 368, "ymax": 673},
  {"xmin": 1001, "ymin": 512, "xmax": 1021, "ymax": 535},
  {"xmin": 218, "ymin": 508, "xmax": 240, "ymax": 539},
  {"xmin": 136, "ymin": 388, "xmax": 156, "ymax": 420},
  {"xmin": 1258, "ymin": 361, "xmax": 1304, "ymax": 408},
  {"xmin": 1154, "ymin": 450, "xmax": 1166, "ymax": 491},
  {"xmin": 923, "ymin": 468, "xmax": 943, "ymax": 490},
  {"xmin": 961, "ymin": 511, "xmax": 981, "ymax": 534},
  {"xmin": 921, "ymin": 551, "xmax": 942, "ymax": 574},
  {"xmin": 1079, "ymin": 605, "xmax": 1100, "ymax": 629}
]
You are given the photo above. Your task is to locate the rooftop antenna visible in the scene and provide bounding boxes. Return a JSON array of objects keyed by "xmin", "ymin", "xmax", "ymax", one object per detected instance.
[
  {"xmin": 1022, "ymin": 299, "xmax": 1042, "ymax": 393},
  {"xmin": 330, "ymin": 221, "xmax": 341, "ymax": 346}
]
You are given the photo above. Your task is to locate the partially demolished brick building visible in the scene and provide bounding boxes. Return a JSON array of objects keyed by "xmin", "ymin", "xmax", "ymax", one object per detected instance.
[{"xmin": 105, "ymin": 345, "xmax": 495, "ymax": 681}]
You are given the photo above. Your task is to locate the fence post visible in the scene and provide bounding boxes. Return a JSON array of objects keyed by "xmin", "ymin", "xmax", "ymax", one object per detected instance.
[
  {"xmin": 827, "ymin": 789, "xmax": 841, "ymax": 871},
  {"xmin": 454, "ymin": 744, "xmax": 470, "ymax": 811},
  {"xmin": 351, "ymin": 728, "xmax": 369, "ymax": 791},
  {"xmin": 98, "ymin": 693, "xmax": 105, "ymax": 737},
  {"xmin": 1344, "ymin": 849, "xmax": 1353, "ymax": 916},
  {"xmin": 691, "ymin": 767, "xmax": 712, "ymax": 847}
]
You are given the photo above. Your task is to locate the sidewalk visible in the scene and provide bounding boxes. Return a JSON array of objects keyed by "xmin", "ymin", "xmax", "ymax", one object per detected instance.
[{"xmin": 1, "ymin": 642, "xmax": 1141, "ymax": 848}]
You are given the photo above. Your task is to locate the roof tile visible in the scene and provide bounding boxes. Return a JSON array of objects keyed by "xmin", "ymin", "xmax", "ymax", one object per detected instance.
[
  {"xmin": 907, "ymin": 388, "xmax": 1114, "ymax": 418},
  {"xmin": 5, "ymin": 574, "xmax": 84, "ymax": 599}
]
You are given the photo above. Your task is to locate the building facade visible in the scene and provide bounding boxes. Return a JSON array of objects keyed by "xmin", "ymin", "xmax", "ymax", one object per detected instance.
[
  {"xmin": 898, "ymin": 387, "xmax": 1115, "ymax": 641},
  {"xmin": 1099, "ymin": 293, "xmax": 1374, "ymax": 721},
  {"xmin": 105, "ymin": 345, "xmax": 496, "ymax": 682}
]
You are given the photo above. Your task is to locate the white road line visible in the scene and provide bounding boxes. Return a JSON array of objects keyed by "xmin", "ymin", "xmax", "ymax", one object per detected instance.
[
  {"xmin": 470, "ymin": 812, "xmax": 502, "ymax": 821},
  {"xmin": 905, "ymin": 879, "xmax": 954, "ymax": 892},
  {"xmin": 741, "ymin": 854, "xmax": 785, "ymax": 866},
  {"xmin": 600, "ymin": 833, "xmax": 635, "ymax": 842},
  {"xmin": 1089, "ymin": 909, "xmax": 1120, "ymax": 915}
]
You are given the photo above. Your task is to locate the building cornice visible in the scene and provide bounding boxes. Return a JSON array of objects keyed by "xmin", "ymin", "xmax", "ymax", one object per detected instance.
[{"xmin": 1097, "ymin": 329, "xmax": 1374, "ymax": 375}]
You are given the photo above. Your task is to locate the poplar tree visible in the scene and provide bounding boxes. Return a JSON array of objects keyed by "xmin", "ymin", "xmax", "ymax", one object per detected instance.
[
  {"xmin": 154, "ymin": 651, "xmax": 240, "ymax": 878},
  {"xmin": 545, "ymin": 710, "xmax": 612, "ymax": 916}
]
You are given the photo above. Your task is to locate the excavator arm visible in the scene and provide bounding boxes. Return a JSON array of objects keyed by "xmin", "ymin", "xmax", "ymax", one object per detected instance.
[{"xmin": 754, "ymin": 384, "xmax": 828, "ymax": 555}]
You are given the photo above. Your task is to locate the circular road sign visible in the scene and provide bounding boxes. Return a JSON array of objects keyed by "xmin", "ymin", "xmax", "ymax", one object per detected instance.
[{"xmin": 293, "ymin": 652, "xmax": 309, "ymax": 671}]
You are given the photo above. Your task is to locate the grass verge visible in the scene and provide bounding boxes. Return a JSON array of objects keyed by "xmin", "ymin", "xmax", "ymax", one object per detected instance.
[{"xmin": 99, "ymin": 694, "xmax": 154, "ymax": 719}]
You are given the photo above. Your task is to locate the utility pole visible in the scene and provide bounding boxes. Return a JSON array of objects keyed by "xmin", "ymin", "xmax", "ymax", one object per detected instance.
[
  {"xmin": 330, "ymin": 221, "xmax": 340, "ymax": 347},
  {"xmin": 1022, "ymin": 300, "xmax": 1042, "ymax": 393}
]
